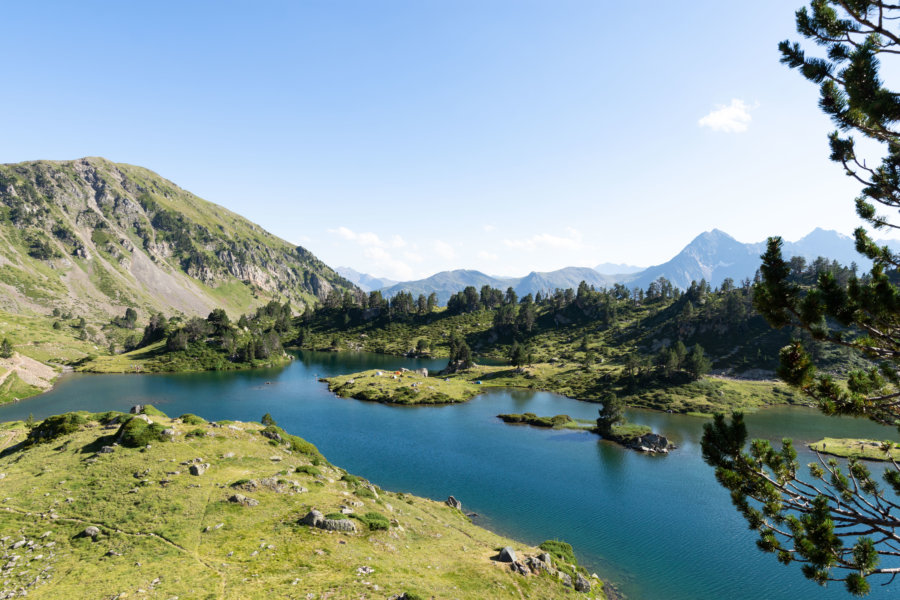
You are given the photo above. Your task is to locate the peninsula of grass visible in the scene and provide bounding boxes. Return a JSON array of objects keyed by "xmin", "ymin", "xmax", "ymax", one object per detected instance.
[
  {"xmin": 0, "ymin": 408, "xmax": 606, "ymax": 599},
  {"xmin": 324, "ymin": 361, "xmax": 803, "ymax": 417},
  {"xmin": 809, "ymin": 438, "xmax": 900, "ymax": 462},
  {"xmin": 497, "ymin": 413, "xmax": 593, "ymax": 430}
]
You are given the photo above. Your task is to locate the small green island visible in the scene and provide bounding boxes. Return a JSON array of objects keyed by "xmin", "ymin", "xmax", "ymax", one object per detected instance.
[
  {"xmin": 809, "ymin": 438, "xmax": 900, "ymax": 462},
  {"xmin": 0, "ymin": 406, "xmax": 607, "ymax": 599}
]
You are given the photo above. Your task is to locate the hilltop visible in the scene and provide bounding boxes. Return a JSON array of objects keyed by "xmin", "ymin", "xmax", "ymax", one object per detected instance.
[{"xmin": 0, "ymin": 408, "xmax": 603, "ymax": 599}]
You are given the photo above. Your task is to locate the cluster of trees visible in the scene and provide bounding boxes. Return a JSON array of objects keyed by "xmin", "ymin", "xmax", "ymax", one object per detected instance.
[
  {"xmin": 131, "ymin": 300, "xmax": 293, "ymax": 364},
  {"xmin": 319, "ymin": 287, "xmax": 439, "ymax": 324}
]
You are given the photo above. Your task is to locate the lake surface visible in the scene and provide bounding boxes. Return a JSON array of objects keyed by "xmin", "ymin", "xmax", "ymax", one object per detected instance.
[{"xmin": 1, "ymin": 350, "xmax": 898, "ymax": 600}]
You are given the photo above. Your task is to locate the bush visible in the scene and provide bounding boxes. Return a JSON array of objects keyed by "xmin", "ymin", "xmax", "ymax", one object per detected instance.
[
  {"xmin": 357, "ymin": 511, "xmax": 390, "ymax": 531},
  {"xmin": 26, "ymin": 413, "xmax": 86, "ymax": 445},
  {"xmin": 179, "ymin": 413, "xmax": 206, "ymax": 425},
  {"xmin": 324, "ymin": 512, "xmax": 346, "ymax": 521},
  {"xmin": 341, "ymin": 474, "xmax": 361, "ymax": 485},
  {"xmin": 295, "ymin": 465, "xmax": 321, "ymax": 477},
  {"xmin": 117, "ymin": 417, "xmax": 168, "ymax": 448},
  {"xmin": 539, "ymin": 540, "xmax": 577, "ymax": 565},
  {"xmin": 355, "ymin": 487, "xmax": 376, "ymax": 499},
  {"xmin": 89, "ymin": 411, "xmax": 125, "ymax": 424},
  {"xmin": 138, "ymin": 404, "xmax": 168, "ymax": 418},
  {"xmin": 185, "ymin": 428, "xmax": 206, "ymax": 438}
]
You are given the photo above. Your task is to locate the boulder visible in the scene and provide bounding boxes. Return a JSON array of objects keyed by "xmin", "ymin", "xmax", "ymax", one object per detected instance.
[
  {"xmin": 129, "ymin": 405, "xmax": 144, "ymax": 414},
  {"xmin": 189, "ymin": 463, "xmax": 210, "ymax": 476},
  {"xmin": 511, "ymin": 560, "xmax": 530, "ymax": 575},
  {"xmin": 638, "ymin": 433, "xmax": 670, "ymax": 453},
  {"xmin": 538, "ymin": 552, "xmax": 553, "ymax": 566},
  {"xmin": 497, "ymin": 546, "xmax": 516, "ymax": 563},
  {"xmin": 228, "ymin": 494, "xmax": 259, "ymax": 507},
  {"xmin": 99, "ymin": 446, "xmax": 115, "ymax": 454},
  {"xmin": 445, "ymin": 495, "xmax": 462, "ymax": 510},
  {"xmin": 261, "ymin": 429, "xmax": 282, "ymax": 442},
  {"xmin": 300, "ymin": 509, "xmax": 325, "ymax": 528},
  {"xmin": 161, "ymin": 428, "xmax": 176, "ymax": 437},
  {"xmin": 574, "ymin": 573, "xmax": 592, "ymax": 592},
  {"xmin": 322, "ymin": 519, "xmax": 357, "ymax": 533},
  {"xmin": 82, "ymin": 526, "xmax": 100, "ymax": 540},
  {"xmin": 558, "ymin": 572, "xmax": 573, "ymax": 587}
]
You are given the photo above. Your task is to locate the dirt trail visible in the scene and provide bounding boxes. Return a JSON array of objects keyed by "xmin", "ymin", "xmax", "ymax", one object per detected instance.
[{"xmin": 0, "ymin": 353, "xmax": 57, "ymax": 390}]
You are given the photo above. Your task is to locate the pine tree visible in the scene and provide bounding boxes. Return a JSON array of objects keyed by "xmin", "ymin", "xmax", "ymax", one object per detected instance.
[
  {"xmin": 702, "ymin": 4, "xmax": 900, "ymax": 594},
  {"xmin": 595, "ymin": 392, "xmax": 623, "ymax": 435},
  {"xmin": 0, "ymin": 338, "xmax": 12, "ymax": 359}
]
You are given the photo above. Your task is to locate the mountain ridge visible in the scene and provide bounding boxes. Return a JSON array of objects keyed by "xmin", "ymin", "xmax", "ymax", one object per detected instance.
[
  {"xmin": 353, "ymin": 228, "xmax": 900, "ymax": 304},
  {"xmin": 0, "ymin": 156, "xmax": 355, "ymax": 325}
]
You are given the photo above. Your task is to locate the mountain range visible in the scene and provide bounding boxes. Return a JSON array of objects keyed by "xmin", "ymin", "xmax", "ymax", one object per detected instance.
[
  {"xmin": 360, "ymin": 228, "xmax": 900, "ymax": 304},
  {"xmin": 0, "ymin": 157, "xmax": 354, "ymax": 325}
]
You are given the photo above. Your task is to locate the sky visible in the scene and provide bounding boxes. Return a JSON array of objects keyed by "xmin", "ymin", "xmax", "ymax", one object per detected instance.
[{"xmin": 1, "ymin": 1, "xmax": 892, "ymax": 281}]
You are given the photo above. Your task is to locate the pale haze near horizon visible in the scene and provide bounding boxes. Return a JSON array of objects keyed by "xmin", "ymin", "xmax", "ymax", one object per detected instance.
[{"xmin": 1, "ymin": 1, "xmax": 891, "ymax": 281}]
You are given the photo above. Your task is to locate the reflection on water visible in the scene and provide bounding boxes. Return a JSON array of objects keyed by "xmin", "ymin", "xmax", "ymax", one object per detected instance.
[{"xmin": 0, "ymin": 350, "xmax": 896, "ymax": 600}]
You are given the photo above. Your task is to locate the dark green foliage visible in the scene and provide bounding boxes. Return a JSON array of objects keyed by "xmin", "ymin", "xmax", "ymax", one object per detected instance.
[
  {"xmin": 117, "ymin": 417, "xmax": 168, "ymax": 448},
  {"xmin": 596, "ymin": 392, "xmax": 624, "ymax": 435},
  {"xmin": 508, "ymin": 341, "xmax": 527, "ymax": 367},
  {"xmin": 25, "ymin": 413, "xmax": 85, "ymax": 445},
  {"xmin": 0, "ymin": 338, "xmax": 12, "ymax": 359},
  {"xmin": 261, "ymin": 413, "xmax": 276, "ymax": 427},
  {"xmin": 179, "ymin": 413, "xmax": 206, "ymax": 425},
  {"xmin": 324, "ymin": 512, "xmax": 347, "ymax": 521},
  {"xmin": 357, "ymin": 511, "xmax": 390, "ymax": 531},
  {"xmin": 185, "ymin": 428, "xmax": 206, "ymax": 438},
  {"xmin": 497, "ymin": 413, "xmax": 574, "ymax": 428},
  {"xmin": 341, "ymin": 474, "xmax": 361, "ymax": 485},
  {"xmin": 294, "ymin": 465, "xmax": 321, "ymax": 477},
  {"xmin": 701, "ymin": 3, "xmax": 900, "ymax": 593},
  {"xmin": 539, "ymin": 540, "xmax": 577, "ymax": 566}
]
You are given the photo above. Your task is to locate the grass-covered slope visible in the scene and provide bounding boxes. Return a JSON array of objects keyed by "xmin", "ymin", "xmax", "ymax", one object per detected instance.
[{"xmin": 0, "ymin": 410, "xmax": 604, "ymax": 599}]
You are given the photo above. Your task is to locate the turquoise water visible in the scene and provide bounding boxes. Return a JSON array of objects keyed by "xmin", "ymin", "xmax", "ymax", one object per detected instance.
[{"xmin": 1, "ymin": 350, "xmax": 897, "ymax": 600}]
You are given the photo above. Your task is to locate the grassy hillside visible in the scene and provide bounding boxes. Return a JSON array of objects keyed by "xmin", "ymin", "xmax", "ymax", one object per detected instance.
[
  {"xmin": 0, "ymin": 409, "xmax": 605, "ymax": 599},
  {"xmin": 0, "ymin": 157, "xmax": 354, "ymax": 345}
]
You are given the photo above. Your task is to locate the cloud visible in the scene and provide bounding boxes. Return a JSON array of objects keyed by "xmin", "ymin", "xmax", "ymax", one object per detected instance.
[
  {"xmin": 698, "ymin": 99, "xmax": 755, "ymax": 133},
  {"xmin": 482, "ymin": 224, "xmax": 496, "ymax": 233},
  {"xmin": 478, "ymin": 250, "xmax": 499, "ymax": 261},
  {"xmin": 433, "ymin": 240, "xmax": 456, "ymax": 260},
  {"xmin": 503, "ymin": 227, "xmax": 584, "ymax": 251},
  {"xmin": 363, "ymin": 247, "xmax": 414, "ymax": 280},
  {"xmin": 327, "ymin": 226, "xmax": 406, "ymax": 249}
]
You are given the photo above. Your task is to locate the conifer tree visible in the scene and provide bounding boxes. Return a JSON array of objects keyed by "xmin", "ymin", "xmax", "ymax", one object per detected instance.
[{"xmin": 702, "ymin": 3, "xmax": 900, "ymax": 594}]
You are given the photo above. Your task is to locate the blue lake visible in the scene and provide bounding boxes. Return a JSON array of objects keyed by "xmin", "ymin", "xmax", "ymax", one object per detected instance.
[{"xmin": 1, "ymin": 350, "xmax": 897, "ymax": 600}]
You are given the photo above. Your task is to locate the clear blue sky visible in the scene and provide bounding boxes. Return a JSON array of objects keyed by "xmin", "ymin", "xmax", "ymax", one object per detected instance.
[{"xmin": 1, "ymin": 1, "xmax": 883, "ymax": 280}]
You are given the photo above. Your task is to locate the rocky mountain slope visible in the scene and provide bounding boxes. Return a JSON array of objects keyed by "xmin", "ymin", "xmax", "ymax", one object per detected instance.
[{"xmin": 0, "ymin": 157, "xmax": 354, "ymax": 323}]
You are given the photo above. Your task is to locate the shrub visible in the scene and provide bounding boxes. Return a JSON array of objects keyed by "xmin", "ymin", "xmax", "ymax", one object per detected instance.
[
  {"xmin": 357, "ymin": 512, "xmax": 390, "ymax": 531},
  {"xmin": 295, "ymin": 465, "xmax": 321, "ymax": 477},
  {"xmin": 355, "ymin": 487, "xmax": 376, "ymax": 499},
  {"xmin": 89, "ymin": 411, "xmax": 125, "ymax": 424},
  {"xmin": 139, "ymin": 404, "xmax": 168, "ymax": 418},
  {"xmin": 117, "ymin": 417, "xmax": 168, "ymax": 448},
  {"xmin": 539, "ymin": 540, "xmax": 577, "ymax": 565},
  {"xmin": 230, "ymin": 479, "xmax": 252, "ymax": 487},
  {"xmin": 341, "ymin": 474, "xmax": 361, "ymax": 485},
  {"xmin": 179, "ymin": 413, "xmax": 206, "ymax": 425},
  {"xmin": 26, "ymin": 413, "xmax": 86, "ymax": 445},
  {"xmin": 185, "ymin": 428, "xmax": 206, "ymax": 438},
  {"xmin": 324, "ymin": 512, "xmax": 346, "ymax": 521}
]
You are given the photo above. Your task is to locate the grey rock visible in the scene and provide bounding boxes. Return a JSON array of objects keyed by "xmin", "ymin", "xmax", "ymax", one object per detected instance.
[
  {"xmin": 227, "ymin": 494, "xmax": 259, "ymax": 507},
  {"xmin": 637, "ymin": 433, "xmax": 670, "ymax": 453},
  {"xmin": 511, "ymin": 560, "xmax": 530, "ymax": 575},
  {"xmin": 300, "ymin": 509, "xmax": 325, "ymax": 528},
  {"xmin": 539, "ymin": 552, "xmax": 553, "ymax": 566},
  {"xmin": 82, "ymin": 526, "xmax": 100, "ymax": 540},
  {"xmin": 445, "ymin": 495, "xmax": 462, "ymax": 510},
  {"xmin": 322, "ymin": 519, "xmax": 357, "ymax": 533},
  {"xmin": 99, "ymin": 446, "xmax": 115, "ymax": 454},
  {"xmin": 161, "ymin": 428, "xmax": 176, "ymax": 437},
  {"xmin": 574, "ymin": 572, "xmax": 592, "ymax": 592},
  {"xmin": 129, "ymin": 405, "xmax": 144, "ymax": 414},
  {"xmin": 559, "ymin": 572, "xmax": 573, "ymax": 587},
  {"xmin": 189, "ymin": 463, "xmax": 210, "ymax": 476},
  {"xmin": 497, "ymin": 546, "xmax": 516, "ymax": 563}
]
